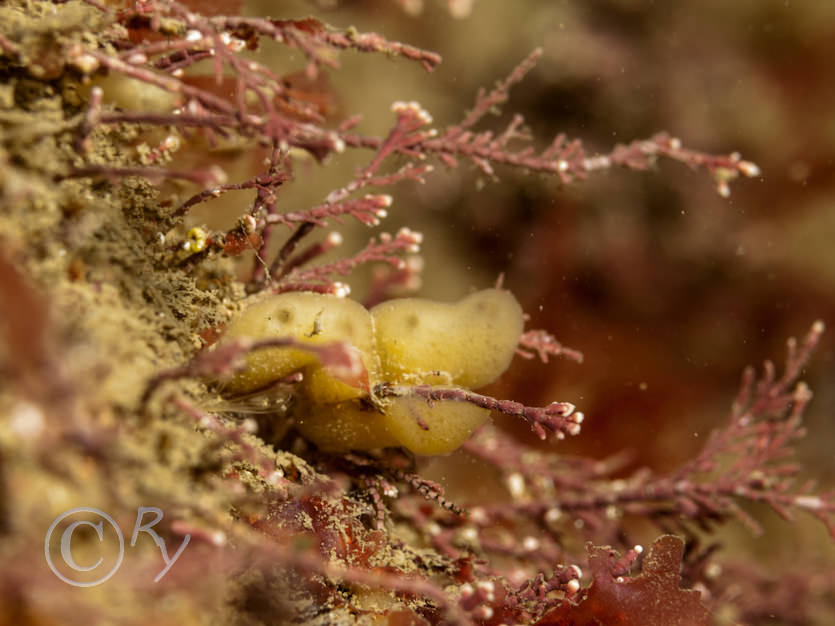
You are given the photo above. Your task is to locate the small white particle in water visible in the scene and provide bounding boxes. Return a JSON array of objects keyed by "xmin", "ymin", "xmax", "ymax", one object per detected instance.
[
  {"xmin": 506, "ymin": 472, "xmax": 525, "ymax": 498},
  {"xmin": 10, "ymin": 402, "xmax": 44, "ymax": 439},
  {"xmin": 522, "ymin": 536, "xmax": 539, "ymax": 551},
  {"xmin": 210, "ymin": 530, "xmax": 227, "ymax": 547}
]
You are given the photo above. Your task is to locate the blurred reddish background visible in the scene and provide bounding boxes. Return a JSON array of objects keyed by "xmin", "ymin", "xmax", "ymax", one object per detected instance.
[{"xmin": 242, "ymin": 0, "xmax": 835, "ymax": 485}]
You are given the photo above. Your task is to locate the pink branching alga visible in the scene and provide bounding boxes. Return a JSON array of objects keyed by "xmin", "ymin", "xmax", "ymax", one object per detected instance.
[{"xmin": 7, "ymin": 0, "xmax": 830, "ymax": 623}]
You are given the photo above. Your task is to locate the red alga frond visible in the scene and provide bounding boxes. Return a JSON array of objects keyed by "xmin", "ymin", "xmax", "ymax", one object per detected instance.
[{"xmin": 537, "ymin": 536, "xmax": 710, "ymax": 626}]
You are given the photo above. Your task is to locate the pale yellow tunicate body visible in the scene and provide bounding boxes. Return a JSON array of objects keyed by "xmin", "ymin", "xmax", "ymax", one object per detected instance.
[
  {"xmin": 216, "ymin": 288, "xmax": 524, "ymax": 455},
  {"xmin": 382, "ymin": 396, "xmax": 492, "ymax": 456},
  {"xmin": 293, "ymin": 397, "xmax": 399, "ymax": 452},
  {"xmin": 369, "ymin": 288, "xmax": 523, "ymax": 455},
  {"xmin": 219, "ymin": 292, "xmax": 378, "ymax": 401},
  {"xmin": 370, "ymin": 289, "xmax": 524, "ymax": 388}
]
